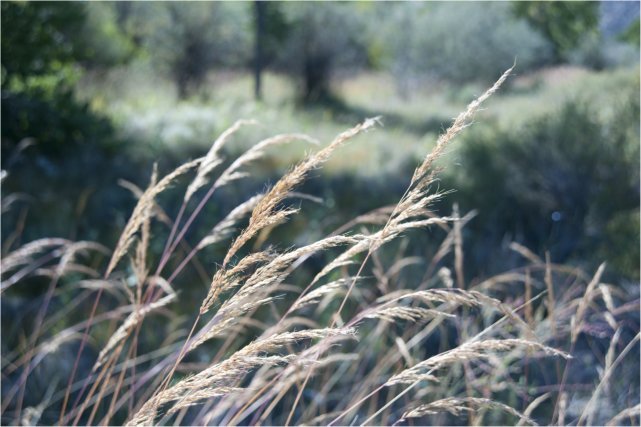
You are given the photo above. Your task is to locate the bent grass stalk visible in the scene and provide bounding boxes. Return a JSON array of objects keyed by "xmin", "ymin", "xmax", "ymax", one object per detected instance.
[
  {"xmin": 284, "ymin": 65, "xmax": 515, "ymax": 426},
  {"xmin": 127, "ymin": 119, "xmax": 378, "ymax": 423}
]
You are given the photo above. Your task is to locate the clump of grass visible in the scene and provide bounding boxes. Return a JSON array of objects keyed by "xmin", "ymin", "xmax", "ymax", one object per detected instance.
[{"xmin": 2, "ymin": 66, "xmax": 639, "ymax": 427}]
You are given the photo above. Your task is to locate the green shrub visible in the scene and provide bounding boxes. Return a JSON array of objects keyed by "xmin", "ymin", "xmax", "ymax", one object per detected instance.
[
  {"xmin": 448, "ymin": 97, "xmax": 639, "ymax": 278},
  {"xmin": 373, "ymin": 2, "xmax": 552, "ymax": 92}
]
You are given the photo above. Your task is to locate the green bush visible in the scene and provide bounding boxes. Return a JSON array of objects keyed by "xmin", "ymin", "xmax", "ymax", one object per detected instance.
[
  {"xmin": 1, "ymin": 85, "xmax": 118, "ymax": 158},
  {"xmin": 274, "ymin": 2, "xmax": 370, "ymax": 102},
  {"xmin": 448, "ymin": 97, "xmax": 640, "ymax": 278},
  {"xmin": 512, "ymin": 1, "xmax": 599, "ymax": 61},
  {"xmin": 373, "ymin": 2, "xmax": 552, "ymax": 91},
  {"xmin": 1, "ymin": 1, "xmax": 123, "ymax": 158},
  {"xmin": 119, "ymin": 2, "xmax": 252, "ymax": 99}
]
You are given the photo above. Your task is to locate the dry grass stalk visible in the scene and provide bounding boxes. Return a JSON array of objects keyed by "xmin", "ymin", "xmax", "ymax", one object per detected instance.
[
  {"xmin": 525, "ymin": 269, "xmax": 534, "ymax": 328},
  {"xmin": 517, "ymin": 393, "xmax": 551, "ymax": 426},
  {"xmin": 133, "ymin": 165, "xmax": 158, "ymax": 292},
  {"xmin": 411, "ymin": 65, "xmax": 514, "ymax": 185},
  {"xmin": 362, "ymin": 306, "xmax": 454, "ymax": 323},
  {"xmin": 198, "ymin": 250, "xmax": 276, "ymax": 315},
  {"xmin": 2, "ymin": 240, "xmax": 107, "ymax": 285},
  {"xmin": 190, "ymin": 296, "xmax": 277, "ymax": 353},
  {"xmin": 606, "ymin": 403, "xmax": 641, "ymax": 426},
  {"xmin": 215, "ymin": 133, "xmax": 318, "ymax": 189},
  {"xmin": 332, "ymin": 205, "xmax": 397, "ymax": 235},
  {"xmin": 252, "ymin": 352, "xmax": 360, "ymax": 423},
  {"xmin": 230, "ymin": 336, "xmax": 361, "ymax": 425},
  {"xmin": 383, "ymin": 256, "xmax": 423, "ymax": 283},
  {"xmin": 10, "ymin": 64, "xmax": 634, "ymax": 427},
  {"xmin": 128, "ymin": 328, "xmax": 355, "ymax": 426},
  {"xmin": 107, "ymin": 158, "xmax": 203, "ymax": 276},
  {"xmin": 402, "ymin": 396, "xmax": 536, "ymax": 426},
  {"xmin": 291, "ymin": 278, "xmax": 356, "ymax": 311},
  {"xmin": 571, "ymin": 262, "xmax": 606, "ymax": 344},
  {"xmin": 1, "ymin": 193, "xmax": 33, "ymax": 215},
  {"xmin": 201, "ymin": 234, "xmax": 361, "ymax": 316},
  {"xmin": 19, "ymin": 380, "xmax": 56, "ymax": 427},
  {"xmin": 1, "ymin": 238, "xmax": 70, "ymax": 275},
  {"xmin": 358, "ymin": 288, "xmax": 501, "ymax": 324},
  {"xmin": 438, "ymin": 267, "xmax": 454, "ymax": 288},
  {"xmin": 387, "ymin": 339, "xmax": 569, "ymax": 386},
  {"xmin": 379, "ymin": 287, "xmax": 536, "ymax": 340},
  {"xmin": 377, "ymin": 288, "xmax": 490, "ymax": 307},
  {"xmin": 94, "ymin": 292, "xmax": 176, "ymax": 371},
  {"xmin": 431, "ymin": 210, "xmax": 476, "ymax": 269},
  {"xmin": 192, "ymin": 236, "xmax": 363, "ymax": 351},
  {"xmin": 582, "ymin": 327, "xmax": 622, "ymax": 425},
  {"xmin": 557, "ymin": 392, "xmax": 568, "ymax": 425},
  {"xmin": 599, "ymin": 283, "xmax": 616, "ymax": 313},
  {"xmin": 118, "ymin": 178, "xmax": 173, "ymax": 226},
  {"xmin": 474, "ymin": 272, "xmax": 530, "ymax": 291},
  {"xmin": 285, "ymin": 71, "xmax": 515, "ymax": 423},
  {"xmin": 598, "ymin": 283, "xmax": 618, "ymax": 330},
  {"xmin": 544, "ymin": 252, "xmax": 556, "ymax": 339},
  {"xmin": 223, "ymin": 117, "xmax": 380, "ymax": 267},
  {"xmin": 312, "ymin": 216, "xmax": 453, "ymax": 286},
  {"xmin": 355, "ymin": 68, "xmax": 513, "ymax": 281},
  {"xmin": 509, "ymin": 242, "xmax": 543, "ymax": 264},
  {"xmin": 39, "ymin": 330, "xmax": 83, "ymax": 357},
  {"xmin": 578, "ymin": 332, "xmax": 640, "ymax": 426},
  {"xmin": 452, "ymin": 203, "xmax": 465, "ymax": 288},
  {"xmin": 197, "ymin": 195, "xmax": 264, "ymax": 250},
  {"xmin": 250, "ymin": 351, "xmax": 359, "ymax": 397},
  {"xmin": 184, "ymin": 119, "xmax": 257, "ymax": 203}
]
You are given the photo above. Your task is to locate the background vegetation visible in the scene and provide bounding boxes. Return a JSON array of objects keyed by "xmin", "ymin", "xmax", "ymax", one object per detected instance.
[{"xmin": 1, "ymin": 1, "xmax": 639, "ymax": 426}]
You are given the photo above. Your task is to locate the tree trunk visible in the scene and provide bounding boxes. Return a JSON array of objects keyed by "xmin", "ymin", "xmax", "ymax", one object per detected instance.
[
  {"xmin": 303, "ymin": 53, "xmax": 330, "ymax": 102},
  {"xmin": 254, "ymin": 1, "xmax": 266, "ymax": 100}
]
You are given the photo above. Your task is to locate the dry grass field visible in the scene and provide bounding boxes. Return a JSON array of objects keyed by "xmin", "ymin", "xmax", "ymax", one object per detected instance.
[{"xmin": 2, "ymin": 67, "xmax": 639, "ymax": 426}]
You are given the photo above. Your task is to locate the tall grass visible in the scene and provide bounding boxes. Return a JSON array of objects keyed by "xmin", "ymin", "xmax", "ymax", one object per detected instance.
[{"xmin": 2, "ymin": 67, "xmax": 639, "ymax": 426}]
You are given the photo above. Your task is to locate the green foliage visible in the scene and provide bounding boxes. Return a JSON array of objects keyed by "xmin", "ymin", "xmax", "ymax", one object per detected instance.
[
  {"xmin": 79, "ymin": 2, "xmax": 137, "ymax": 69},
  {"xmin": 1, "ymin": 86, "xmax": 117, "ymax": 157},
  {"xmin": 619, "ymin": 18, "xmax": 640, "ymax": 47},
  {"xmin": 274, "ymin": 3, "xmax": 369, "ymax": 102},
  {"xmin": 257, "ymin": 2, "xmax": 291, "ymax": 65},
  {"xmin": 373, "ymin": 2, "xmax": 552, "ymax": 93},
  {"xmin": 567, "ymin": 31, "xmax": 640, "ymax": 70},
  {"xmin": 1, "ymin": 1, "xmax": 86, "ymax": 80},
  {"xmin": 449, "ymin": 97, "xmax": 640, "ymax": 278},
  {"xmin": 512, "ymin": 1, "xmax": 599, "ymax": 60},
  {"xmin": 1, "ymin": 1, "xmax": 120, "ymax": 157},
  {"xmin": 116, "ymin": 2, "xmax": 251, "ymax": 98}
]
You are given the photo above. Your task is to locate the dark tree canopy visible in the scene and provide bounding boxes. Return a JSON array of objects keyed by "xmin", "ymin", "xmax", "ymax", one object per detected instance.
[
  {"xmin": 512, "ymin": 1, "xmax": 599, "ymax": 60},
  {"xmin": 1, "ymin": 2, "xmax": 117, "ymax": 156},
  {"xmin": 1, "ymin": 1, "xmax": 86, "ymax": 81}
]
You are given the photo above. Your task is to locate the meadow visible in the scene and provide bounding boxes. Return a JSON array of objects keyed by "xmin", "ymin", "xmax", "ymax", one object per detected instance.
[
  {"xmin": 1, "ymin": 2, "xmax": 639, "ymax": 425},
  {"xmin": 2, "ymin": 64, "xmax": 639, "ymax": 426}
]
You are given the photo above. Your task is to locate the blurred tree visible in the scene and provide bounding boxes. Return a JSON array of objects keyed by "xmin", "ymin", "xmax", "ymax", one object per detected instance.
[
  {"xmin": 274, "ymin": 3, "xmax": 369, "ymax": 102},
  {"xmin": 121, "ymin": 2, "xmax": 251, "ymax": 99},
  {"xmin": 1, "ymin": 1, "xmax": 86, "ymax": 82},
  {"xmin": 112, "ymin": 1, "xmax": 144, "ymax": 48},
  {"xmin": 1, "ymin": 1, "xmax": 119, "ymax": 157},
  {"xmin": 79, "ymin": 2, "xmax": 137, "ymax": 70},
  {"xmin": 370, "ymin": 3, "xmax": 428, "ymax": 98},
  {"xmin": 2, "ymin": 2, "xmax": 136, "ymax": 82},
  {"xmin": 252, "ymin": 2, "xmax": 290, "ymax": 100},
  {"xmin": 619, "ymin": 18, "xmax": 640, "ymax": 47},
  {"xmin": 373, "ymin": 2, "xmax": 552, "ymax": 91},
  {"xmin": 512, "ymin": 1, "xmax": 599, "ymax": 61},
  {"xmin": 254, "ymin": 1, "xmax": 266, "ymax": 100}
]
